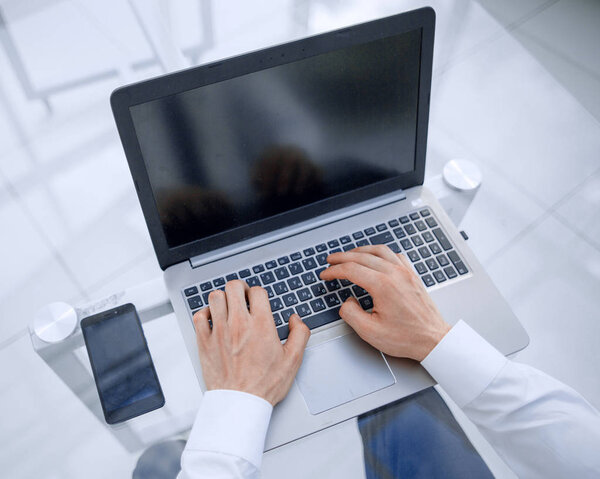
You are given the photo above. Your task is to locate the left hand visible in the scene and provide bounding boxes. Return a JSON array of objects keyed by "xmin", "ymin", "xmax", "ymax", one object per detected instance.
[{"xmin": 193, "ymin": 280, "xmax": 311, "ymax": 406}]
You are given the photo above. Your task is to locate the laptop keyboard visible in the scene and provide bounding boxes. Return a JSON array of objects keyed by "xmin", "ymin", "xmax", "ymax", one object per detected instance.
[{"xmin": 183, "ymin": 208, "xmax": 469, "ymax": 340}]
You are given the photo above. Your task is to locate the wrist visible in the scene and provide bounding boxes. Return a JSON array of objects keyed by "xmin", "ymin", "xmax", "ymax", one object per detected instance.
[{"xmin": 418, "ymin": 321, "xmax": 451, "ymax": 362}]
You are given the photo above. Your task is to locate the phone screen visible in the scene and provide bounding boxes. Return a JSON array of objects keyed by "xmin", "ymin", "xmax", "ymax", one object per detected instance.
[{"xmin": 81, "ymin": 304, "xmax": 164, "ymax": 424}]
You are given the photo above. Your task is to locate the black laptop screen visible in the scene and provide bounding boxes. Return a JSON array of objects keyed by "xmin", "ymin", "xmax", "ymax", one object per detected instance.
[{"xmin": 130, "ymin": 28, "xmax": 422, "ymax": 248}]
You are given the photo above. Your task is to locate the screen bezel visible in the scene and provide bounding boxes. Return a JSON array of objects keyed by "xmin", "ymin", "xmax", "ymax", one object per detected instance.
[
  {"xmin": 111, "ymin": 7, "xmax": 435, "ymax": 270},
  {"xmin": 80, "ymin": 303, "xmax": 165, "ymax": 424}
]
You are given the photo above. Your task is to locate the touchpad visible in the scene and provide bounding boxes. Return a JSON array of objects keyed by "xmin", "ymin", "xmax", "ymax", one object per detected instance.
[{"xmin": 295, "ymin": 333, "xmax": 396, "ymax": 415}]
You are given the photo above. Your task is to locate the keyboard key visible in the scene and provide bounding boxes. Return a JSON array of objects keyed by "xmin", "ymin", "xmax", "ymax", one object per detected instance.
[
  {"xmin": 436, "ymin": 254, "xmax": 450, "ymax": 267},
  {"xmin": 420, "ymin": 209, "xmax": 431, "ymax": 217},
  {"xmin": 425, "ymin": 217, "xmax": 438, "ymax": 228},
  {"xmin": 454, "ymin": 261, "xmax": 469, "ymax": 275},
  {"xmin": 422, "ymin": 274, "xmax": 435, "ymax": 287},
  {"xmin": 404, "ymin": 224, "xmax": 416, "ymax": 235},
  {"xmin": 330, "ymin": 248, "xmax": 342, "ymax": 254},
  {"xmin": 433, "ymin": 270, "xmax": 447, "ymax": 283},
  {"xmin": 343, "ymin": 243, "xmax": 355, "ymax": 252},
  {"xmin": 418, "ymin": 246, "xmax": 431, "ymax": 258},
  {"xmin": 370, "ymin": 231, "xmax": 394, "ymax": 245},
  {"xmin": 277, "ymin": 256, "xmax": 290, "ymax": 265},
  {"xmin": 200, "ymin": 282, "xmax": 212, "ymax": 291},
  {"xmin": 340, "ymin": 278, "xmax": 352, "ymax": 286},
  {"xmin": 311, "ymin": 283, "xmax": 327, "ymax": 297},
  {"xmin": 407, "ymin": 251, "xmax": 420, "ymax": 262},
  {"xmin": 273, "ymin": 281, "xmax": 288, "ymax": 295},
  {"xmin": 266, "ymin": 260, "xmax": 277, "ymax": 269},
  {"xmin": 324, "ymin": 294, "xmax": 340, "ymax": 308},
  {"xmin": 187, "ymin": 296, "xmax": 202, "ymax": 309},
  {"xmin": 226, "ymin": 273, "xmax": 238, "ymax": 281},
  {"xmin": 388, "ymin": 219, "xmax": 400, "ymax": 227},
  {"xmin": 296, "ymin": 303, "xmax": 312, "ymax": 317},
  {"xmin": 202, "ymin": 292, "xmax": 211, "ymax": 304},
  {"xmin": 409, "ymin": 212, "xmax": 420, "ymax": 220},
  {"xmin": 290, "ymin": 252, "xmax": 302, "ymax": 260},
  {"xmin": 338, "ymin": 288, "xmax": 352, "ymax": 302},
  {"xmin": 411, "ymin": 235, "xmax": 424, "ymax": 247},
  {"xmin": 302, "ymin": 258, "xmax": 318, "ymax": 270},
  {"xmin": 297, "ymin": 288, "xmax": 312, "ymax": 301},
  {"xmin": 315, "ymin": 267, "xmax": 327, "ymax": 278},
  {"xmin": 388, "ymin": 242, "xmax": 401, "ymax": 253},
  {"xmin": 270, "ymin": 297, "xmax": 283, "ymax": 311},
  {"xmin": 444, "ymin": 266, "xmax": 458, "ymax": 279},
  {"xmin": 325, "ymin": 279, "xmax": 341, "ymax": 292},
  {"xmin": 429, "ymin": 243, "xmax": 442, "ymax": 255},
  {"xmin": 310, "ymin": 298, "xmax": 326, "ymax": 312},
  {"xmin": 287, "ymin": 277, "xmax": 303, "ymax": 290},
  {"xmin": 352, "ymin": 285, "xmax": 368, "ymax": 297},
  {"xmin": 301, "ymin": 272, "xmax": 317, "ymax": 285},
  {"xmin": 315, "ymin": 244, "xmax": 327, "ymax": 253},
  {"xmin": 376, "ymin": 223, "xmax": 387, "ymax": 231},
  {"xmin": 239, "ymin": 269, "xmax": 251, "ymax": 278},
  {"xmin": 399, "ymin": 216, "xmax": 410, "ymax": 224},
  {"xmin": 400, "ymin": 239, "xmax": 413, "ymax": 250},
  {"xmin": 415, "ymin": 220, "xmax": 426, "ymax": 232},
  {"xmin": 289, "ymin": 262, "xmax": 303, "ymax": 275},
  {"xmin": 246, "ymin": 276, "xmax": 260, "ymax": 287},
  {"xmin": 425, "ymin": 258, "xmax": 439, "ymax": 270},
  {"xmin": 303, "ymin": 306, "xmax": 341, "ymax": 331},
  {"xmin": 275, "ymin": 267, "xmax": 290, "ymax": 280},
  {"xmin": 352, "ymin": 231, "xmax": 365, "ymax": 240},
  {"xmin": 359, "ymin": 296, "xmax": 373, "ymax": 310},
  {"xmin": 277, "ymin": 324, "xmax": 289, "ymax": 340},
  {"xmin": 264, "ymin": 286, "xmax": 274, "ymax": 298},
  {"xmin": 281, "ymin": 309, "xmax": 295, "ymax": 323},
  {"xmin": 356, "ymin": 239, "xmax": 370, "ymax": 247},
  {"xmin": 339, "ymin": 235, "xmax": 351, "ymax": 244},
  {"xmin": 328, "ymin": 239, "xmax": 340, "ymax": 248},
  {"xmin": 283, "ymin": 293, "xmax": 298, "ymax": 307},
  {"xmin": 364, "ymin": 227, "xmax": 376, "ymax": 236},
  {"xmin": 273, "ymin": 313, "xmax": 283, "ymax": 326},
  {"xmin": 447, "ymin": 250, "xmax": 461, "ymax": 264},
  {"xmin": 393, "ymin": 227, "xmax": 406, "ymax": 239},
  {"xmin": 252, "ymin": 265, "xmax": 265, "ymax": 274},
  {"xmin": 260, "ymin": 272, "xmax": 276, "ymax": 284},
  {"xmin": 303, "ymin": 247, "xmax": 315, "ymax": 256},
  {"xmin": 184, "ymin": 286, "xmax": 198, "ymax": 297},
  {"xmin": 316, "ymin": 253, "xmax": 328, "ymax": 265},
  {"xmin": 414, "ymin": 262, "xmax": 427, "ymax": 275},
  {"xmin": 422, "ymin": 231, "xmax": 434, "ymax": 243},
  {"xmin": 213, "ymin": 277, "xmax": 225, "ymax": 287},
  {"xmin": 432, "ymin": 228, "xmax": 452, "ymax": 250}
]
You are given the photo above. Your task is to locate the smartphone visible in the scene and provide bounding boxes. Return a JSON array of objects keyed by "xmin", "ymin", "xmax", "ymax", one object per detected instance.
[{"xmin": 81, "ymin": 303, "xmax": 165, "ymax": 424}]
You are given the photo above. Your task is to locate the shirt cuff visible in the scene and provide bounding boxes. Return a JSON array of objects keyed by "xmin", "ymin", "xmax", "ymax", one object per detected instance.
[
  {"xmin": 185, "ymin": 389, "xmax": 273, "ymax": 469},
  {"xmin": 421, "ymin": 319, "xmax": 508, "ymax": 408}
]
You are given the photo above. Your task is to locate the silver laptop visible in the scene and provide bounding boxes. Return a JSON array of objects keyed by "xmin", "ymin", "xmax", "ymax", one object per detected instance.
[{"xmin": 111, "ymin": 7, "xmax": 528, "ymax": 450}]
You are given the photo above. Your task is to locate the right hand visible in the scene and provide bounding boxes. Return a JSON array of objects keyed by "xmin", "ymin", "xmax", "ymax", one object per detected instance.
[{"xmin": 319, "ymin": 245, "xmax": 451, "ymax": 362}]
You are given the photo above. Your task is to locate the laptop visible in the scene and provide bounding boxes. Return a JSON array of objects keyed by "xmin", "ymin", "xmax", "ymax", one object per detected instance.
[{"xmin": 111, "ymin": 7, "xmax": 529, "ymax": 449}]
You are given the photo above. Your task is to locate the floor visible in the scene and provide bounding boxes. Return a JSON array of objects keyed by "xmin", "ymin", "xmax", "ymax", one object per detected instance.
[{"xmin": 0, "ymin": 0, "xmax": 599, "ymax": 477}]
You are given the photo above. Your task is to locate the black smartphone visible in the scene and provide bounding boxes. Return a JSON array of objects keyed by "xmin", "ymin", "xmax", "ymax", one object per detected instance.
[{"xmin": 81, "ymin": 303, "xmax": 165, "ymax": 424}]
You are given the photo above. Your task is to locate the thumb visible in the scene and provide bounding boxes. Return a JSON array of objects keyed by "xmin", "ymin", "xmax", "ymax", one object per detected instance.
[
  {"xmin": 283, "ymin": 314, "xmax": 311, "ymax": 360},
  {"xmin": 339, "ymin": 297, "xmax": 371, "ymax": 336}
]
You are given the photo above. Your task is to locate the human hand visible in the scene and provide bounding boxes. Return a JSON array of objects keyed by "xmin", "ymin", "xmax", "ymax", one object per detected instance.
[
  {"xmin": 192, "ymin": 280, "xmax": 311, "ymax": 406},
  {"xmin": 320, "ymin": 246, "xmax": 450, "ymax": 362}
]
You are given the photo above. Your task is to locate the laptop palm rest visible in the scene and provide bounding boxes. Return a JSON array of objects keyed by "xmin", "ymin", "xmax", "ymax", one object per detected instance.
[{"xmin": 295, "ymin": 333, "xmax": 396, "ymax": 415}]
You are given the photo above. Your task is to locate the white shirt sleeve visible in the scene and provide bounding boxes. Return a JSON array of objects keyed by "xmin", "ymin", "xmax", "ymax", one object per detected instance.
[
  {"xmin": 421, "ymin": 320, "xmax": 600, "ymax": 478},
  {"xmin": 177, "ymin": 389, "xmax": 272, "ymax": 479}
]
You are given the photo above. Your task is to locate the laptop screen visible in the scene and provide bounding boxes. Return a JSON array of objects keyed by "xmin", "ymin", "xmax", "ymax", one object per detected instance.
[{"xmin": 129, "ymin": 28, "xmax": 422, "ymax": 249}]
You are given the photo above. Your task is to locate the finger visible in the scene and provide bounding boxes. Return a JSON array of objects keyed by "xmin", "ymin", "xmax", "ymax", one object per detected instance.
[
  {"xmin": 350, "ymin": 244, "xmax": 403, "ymax": 265},
  {"xmin": 326, "ymin": 251, "xmax": 395, "ymax": 273},
  {"xmin": 224, "ymin": 280, "xmax": 249, "ymax": 323},
  {"xmin": 397, "ymin": 253, "xmax": 414, "ymax": 272},
  {"xmin": 339, "ymin": 297, "xmax": 372, "ymax": 338},
  {"xmin": 193, "ymin": 307, "xmax": 211, "ymax": 342},
  {"xmin": 283, "ymin": 314, "xmax": 311, "ymax": 364},
  {"xmin": 320, "ymin": 262, "xmax": 382, "ymax": 293},
  {"xmin": 248, "ymin": 286, "xmax": 272, "ymax": 319},
  {"xmin": 208, "ymin": 289, "xmax": 228, "ymax": 332}
]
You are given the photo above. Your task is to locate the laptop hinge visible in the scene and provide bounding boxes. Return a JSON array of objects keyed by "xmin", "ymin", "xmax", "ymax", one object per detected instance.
[{"xmin": 189, "ymin": 190, "xmax": 406, "ymax": 269}]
